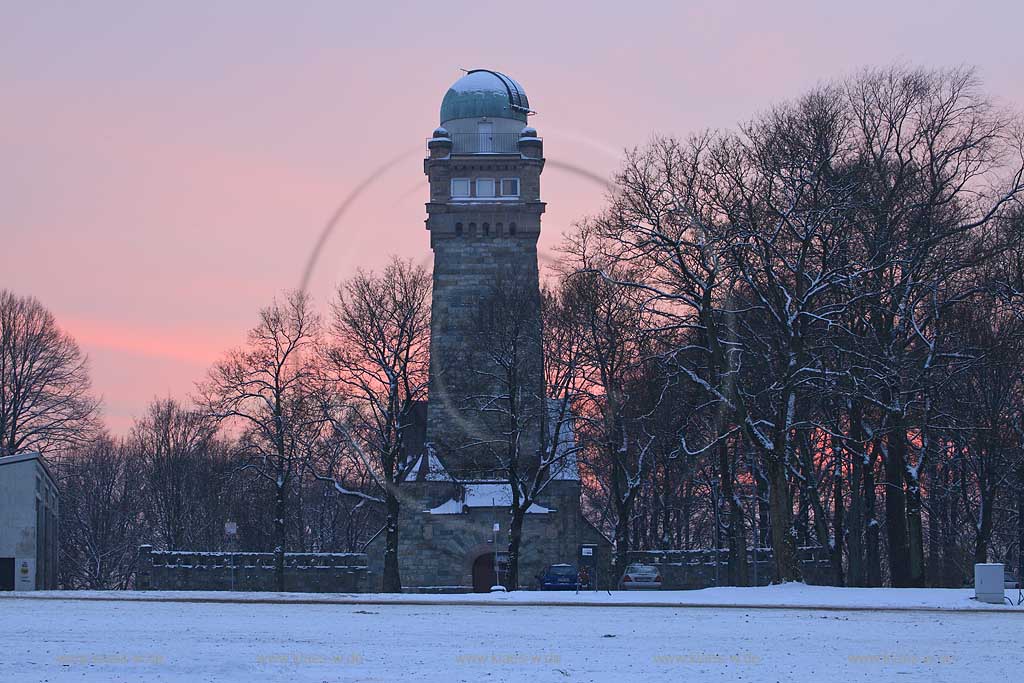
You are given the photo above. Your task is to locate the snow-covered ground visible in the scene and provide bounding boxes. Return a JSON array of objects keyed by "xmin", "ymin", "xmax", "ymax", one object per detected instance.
[
  {"xmin": 11, "ymin": 582, "xmax": 1024, "ymax": 610},
  {"xmin": 3, "ymin": 586, "xmax": 1022, "ymax": 682}
]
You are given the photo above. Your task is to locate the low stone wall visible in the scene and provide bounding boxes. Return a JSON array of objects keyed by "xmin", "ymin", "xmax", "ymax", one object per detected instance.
[
  {"xmin": 626, "ymin": 547, "xmax": 833, "ymax": 589},
  {"xmin": 136, "ymin": 546, "xmax": 370, "ymax": 593}
]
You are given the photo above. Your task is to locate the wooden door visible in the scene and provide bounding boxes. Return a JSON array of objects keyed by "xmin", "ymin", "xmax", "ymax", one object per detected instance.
[{"xmin": 471, "ymin": 553, "xmax": 495, "ymax": 592}]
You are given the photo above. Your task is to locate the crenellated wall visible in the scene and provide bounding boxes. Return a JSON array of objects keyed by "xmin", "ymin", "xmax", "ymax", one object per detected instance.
[
  {"xmin": 135, "ymin": 547, "xmax": 370, "ymax": 593},
  {"xmin": 625, "ymin": 547, "xmax": 835, "ymax": 589}
]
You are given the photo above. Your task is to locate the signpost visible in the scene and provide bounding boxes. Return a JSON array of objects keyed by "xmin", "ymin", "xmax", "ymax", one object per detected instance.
[
  {"xmin": 490, "ymin": 522, "xmax": 505, "ymax": 592},
  {"xmin": 225, "ymin": 521, "xmax": 238, "ymax": 591}
]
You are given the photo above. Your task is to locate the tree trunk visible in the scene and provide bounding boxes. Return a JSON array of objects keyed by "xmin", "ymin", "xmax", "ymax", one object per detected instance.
[
  {"xmin": 613, "ymin": 501, "xmax": 630, "ymax": 577},
  {"xmin": 1018, "ymin": 466, "xmax": 1024, "ymax": 587},
  {"xmin": 718, "ymin": 443, "xmax": 747, "ymax": 585},
  {"xmin": 831, "ymin": 440, "xmax": 845, "ymax": 587},
  {"xmin": 885, "ymin": 433, "xmax": 911, "ymax": 587},
  {"xmin": 973, "ymin": 484, "xmax": 993, "ymax": 566},
  {"xmin": 864, "ymin": 447, "xmax": 882, "ymax": 587},
  {"xmin": 755, "ymin": 465, "xmax": 771, "ymax": 549},
  {"xmin": 661, "ymin": 463, "xmax": 673, "ymax": 550},
  {"xmin": 682, "ymin": 474, "xmax": 694, "ymax": 549},
  {"xmin": 795, "ymin": 486, "xmax": 810, "ymax": 548},
  {"xmin": 507, "ymin": 509, "xmax": 525, "ymax": 590},
  {"xmin": 797, "ymin": 434, "xmax": 837, "ymax": 583},
  {"xmin": 611, "ymin": 448, "xmax": 633, "ymax": 574},
  {"xmin": 382, "ymin": 487, "xmax": 402, "ymax": 593},
  {"xmin": 274, "ymin": 480, "xmax": 286, "ymax": 592},
  {"xmin": 848, "ymin": 450, "xmax": 865, "ymax": 586},
  {"xmin": 766, "ymin": 454, "xmax": 800, "ymax": 582},
  {"xmin": 944, "ymin": 457, "xmax": 963, "ymax": 586},
  {"xmin": 927, "ymin": 473, "xmax": 944, "ymax": 587},
  {"xmin": 846, "ymin": 404, "xmax": 865, "ymax": 586},
  {"xmin": 904, "ymin": 473, "xmax": 926, "ymax": 587}
]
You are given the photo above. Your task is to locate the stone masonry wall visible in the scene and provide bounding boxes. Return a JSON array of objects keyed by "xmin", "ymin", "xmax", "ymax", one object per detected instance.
[
  {"xmin": 365, "ymin": 480, "xmax": 611, "ymax": 592},
  {"xmin": 626, "ymin": 547, "xmax": 834, "ymax": 589},
  {"xmin": 135, "ymin": 547, "xmax": 369, "ymax": 593}
]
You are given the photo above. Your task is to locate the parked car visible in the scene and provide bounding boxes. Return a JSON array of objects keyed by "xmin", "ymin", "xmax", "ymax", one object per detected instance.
[
  {"xmin": 619, "ymin": 563, "xmax": 662, "ymax": 590},
  {"xmin": 537, "ymin": 564, "xmax": 580, "ymax": 591},
  {"xmin": 1005, "ymin": 569, "xmax": 1021, "ymax": 590}
]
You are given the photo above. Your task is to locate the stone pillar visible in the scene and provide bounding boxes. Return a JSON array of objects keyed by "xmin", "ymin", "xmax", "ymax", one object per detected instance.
[{"xmin": 136, "ymin": 545, "xmax": 153, "ymax": 590}]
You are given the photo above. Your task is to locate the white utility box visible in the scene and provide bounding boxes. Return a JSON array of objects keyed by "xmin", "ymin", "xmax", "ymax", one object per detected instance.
[{"xmin": 975, "ymin": 563, "xmax": 1005, "ymax": 604}]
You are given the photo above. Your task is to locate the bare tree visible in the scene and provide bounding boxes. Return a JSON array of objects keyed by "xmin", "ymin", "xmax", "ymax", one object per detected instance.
[
  {"xmin": 322, "ymin": 258, "xmax": 431, "ymax": 592},
  {"xmin": 461, "ymin": 277, "xmax": 587, "ymax": 589},
  {"xmin": 58, "ymin": 435, "xmax": 143, "ymax": 589},
  {"xmin": 840, "ymin": 65, "xmax": 1024, "ymax": 586},
  {"xmin": 198, "ymin": 290, "xmax": 325, "ymax": 591},
  {"xmin": 556, "ymin": 248, "xmax": 658, "ymax": 573},
  {"xmin": 0, "ymin": 290, "xmax": 99, "ymax": 455},
  {"xmin": 131, "ymin": 398, "xmax": 225, "ymax": 550}
]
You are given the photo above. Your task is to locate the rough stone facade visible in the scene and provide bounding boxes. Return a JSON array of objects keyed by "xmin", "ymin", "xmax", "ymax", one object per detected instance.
[
  {"xmin": 136, "ymin": 547, "xmax": 369, "ymax": 593},
  {"xmin": 423, "ymin": 145, "xmax": 546, "ymax": 478},
  {"xmin": 366, "ymin": 479, "xmax": 610, "ymax": 592}
]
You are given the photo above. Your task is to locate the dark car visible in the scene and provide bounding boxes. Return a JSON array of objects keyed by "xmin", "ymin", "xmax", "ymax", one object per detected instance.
[{"xmin": 537, "ymin": 564, "xmax": 580, "ymax": 590}]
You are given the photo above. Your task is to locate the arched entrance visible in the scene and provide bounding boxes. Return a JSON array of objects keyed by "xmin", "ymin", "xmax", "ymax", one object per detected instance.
[{"xmin": 471, "ymin": 553, "xmax": 495, "ymax": 593}]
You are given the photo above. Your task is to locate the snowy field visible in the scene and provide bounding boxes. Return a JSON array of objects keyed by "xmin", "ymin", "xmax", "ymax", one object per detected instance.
[{"xmin": 2, "ymin": 586, "xmax": 1022, "ymax": 682}]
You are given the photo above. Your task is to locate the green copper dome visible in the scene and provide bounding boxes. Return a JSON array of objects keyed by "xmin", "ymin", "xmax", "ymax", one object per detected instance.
[{"xmin": 440, "ymin": 69, "xmax": 531, "ymax": 124}]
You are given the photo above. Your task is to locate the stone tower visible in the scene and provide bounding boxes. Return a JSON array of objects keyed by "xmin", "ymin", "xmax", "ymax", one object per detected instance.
[
  {"xmin": 366, "ymin": 70, "xmax": 609, "ymax": 592},
  {"xmin": 423, "ymin": 69, "xmax": 546, "ymax": 479}
]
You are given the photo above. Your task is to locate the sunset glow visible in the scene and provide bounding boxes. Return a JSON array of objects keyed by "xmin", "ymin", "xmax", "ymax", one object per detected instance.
[{"xmin": 4, "ymin": 1, "xmax": 1021, "ymax": 433}]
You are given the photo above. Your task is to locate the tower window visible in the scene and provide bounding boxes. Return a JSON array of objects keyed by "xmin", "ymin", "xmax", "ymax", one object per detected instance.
[
  {"xmin": 496, "ymin": 222, "xmax": 503, "ymax": 235},
  {"xmin": 451, "ymin": 178, "xmax": 471, "ymax": 198},
  {"xmin": 455, "ymin": 222, "xmax": 463, "ymax": 236},
  {"xmin": 500, "ymin": 178, "xmax": 520, "ymax": 197},
  {"xmin": 482, "ymin": 222, "xmax": 490, "ymax": 236},
  {"xmin": 476, "ymin": 178, "xmax": 496, "ymax": 198},
  {"xmin": 509, "ymin": 222, "xmax": 517, "ymax": 235}
]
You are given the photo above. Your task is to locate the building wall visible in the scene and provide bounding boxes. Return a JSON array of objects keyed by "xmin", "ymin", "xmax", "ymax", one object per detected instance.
[{"xmin": 0, "ymin": 453, "xmax": 59, "ymax": 591}]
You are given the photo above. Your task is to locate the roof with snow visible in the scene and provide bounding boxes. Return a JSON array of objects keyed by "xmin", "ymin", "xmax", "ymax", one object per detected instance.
[
  {"xmin": 440, "ymin": 69, "xmax": 531, "ymax": 124},
  {"xmin": 425, "ymin": 482, "xmax": 554, "ymax": 515},
  {"xmin": 403, "ymin": 449, "xmax": 452, "ymax": 483}
]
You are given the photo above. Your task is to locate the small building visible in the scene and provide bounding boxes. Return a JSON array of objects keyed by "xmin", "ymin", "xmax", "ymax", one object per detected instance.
[{"xmin": 0, "ymin": 452, "xmax": 60, "ymax": 590}]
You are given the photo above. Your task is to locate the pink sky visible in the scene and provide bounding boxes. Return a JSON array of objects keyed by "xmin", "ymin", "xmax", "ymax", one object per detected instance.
[{"xmin": 3, "ymin": 1, "xmax": 1022, "ymax": 434}]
